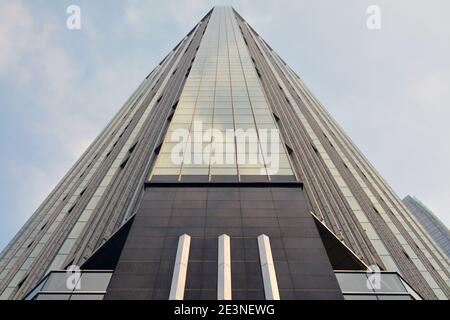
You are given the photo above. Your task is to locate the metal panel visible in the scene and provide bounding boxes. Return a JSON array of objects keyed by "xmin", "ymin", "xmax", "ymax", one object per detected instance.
[
  {"xmin": 169, "ymin": 234, "xmax": 191, "ymax": 300},
  {"xmin": 218, "ymin": 234, "xmax": 231, "ymax": 300},
  {"xmin": 257, "ymin": 234, "xmax": 280, "ymax": 300}
]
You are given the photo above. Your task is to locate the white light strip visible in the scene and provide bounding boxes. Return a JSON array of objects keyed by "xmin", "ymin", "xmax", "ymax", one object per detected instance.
[
  {"xmin": 169, "ymin": 234, "xmax": 191, "ymax": 300},
  {"xmin": 257, "ymin": 234, "xmax": 280, "ymax": 300},
  {"xmin": 218, "ymin": 234, "xmax": 232, "ymax": 300}
]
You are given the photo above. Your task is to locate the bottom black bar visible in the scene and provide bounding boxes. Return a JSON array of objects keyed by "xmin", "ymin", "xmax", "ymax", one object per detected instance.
[{"xmin": 0, "ymin": 300, "xmax": 445, "ymax": 319}]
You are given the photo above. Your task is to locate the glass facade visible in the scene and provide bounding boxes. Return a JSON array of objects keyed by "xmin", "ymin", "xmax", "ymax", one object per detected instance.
[
  {"xmin": 150, "ymin": 7, "xmax": 294, "ymax": 181},
  {"xmin": 25, "ymin": 270, "xmax": 112, "ymax": 300},
  {"xmin": 403, "ymin": 196, "xmax": 450, "ymax": 259},
  {"xmin": 335, "ymin": 271, "xmax": 418, "ymax": 300}
]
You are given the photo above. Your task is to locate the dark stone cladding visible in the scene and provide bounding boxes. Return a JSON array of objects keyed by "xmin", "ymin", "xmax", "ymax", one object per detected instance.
[{"xmin": 105, "ymin": 181, "xmax": 343, "ymax": 300}]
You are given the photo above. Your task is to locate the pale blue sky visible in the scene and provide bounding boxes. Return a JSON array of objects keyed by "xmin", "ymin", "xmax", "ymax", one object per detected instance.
[{"xmin": 0, "ymin": 0, "xmax": 449, "ymax": 250}]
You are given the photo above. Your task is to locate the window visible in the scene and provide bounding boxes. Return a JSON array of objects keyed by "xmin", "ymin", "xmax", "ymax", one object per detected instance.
[
  {"xmin": 377, "ymin": 295, "xmax": 412, "ymax": 300},
  {"xmin": 273, "ymin": 113, "xmax": 280, "ymax": 122},
  {"xmin": 376, "ymin": 273, "xmax": 406, "ymax": 293},
  {"xmin": 36, "ymin": 294, "xmax": 70, "ymax": 300},
  {"xmin": 75, "ymin": 273, "xmax": 112, "ymax": 292},
  {"xmin": 70, "ymin": 294, "xmax": 104, "ymax": 300},
  {"xmin": 68, "ymin": 204, "xmax": 76, "ymax": 214},
  {"xmin": 335, "ymin": 273, "xmax": 373, "ymax": 293},
  {"xmin": 29, "ymin": 271, "xmax": 113, "ymax": 300},
  {"xmin": 285, "ymin": 144, "xmax": 293, "ymax": 155},
  {"xmin": 344, "ymin": 295, "xmax": 377, "ymax": 300},
  {"xmin": 43, "ymin": 273, "xmax": 74, "ymax": 292},
  {"xmin": 403, "ymin": 250, "xmax": 411, "ymax": 260},
  {"xmin": 120, "ymin": 155, "xmax": 130, "ymax": 169}
]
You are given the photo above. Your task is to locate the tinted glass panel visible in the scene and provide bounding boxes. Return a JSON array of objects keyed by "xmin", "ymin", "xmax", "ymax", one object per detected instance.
[
  {"xmin": 344, "ymin": 295, "xmax": 377, "ymax": 300},
  {"xmin": 42, "ymin": 273, "xmax": 74, "ymax": 292},
  {"xmin": 335, "ymin": 273, "xmax": 373, "ymax": 293},
  {"xmin": 377, "ymin": 294, "xmax": 412, "ymax": 300},
  {"xmin": 36, "ymin": 294, "xmax": 70, "ymax": 300},
  {"xmin": 376, "ymin": 273, "xmax": 406, "ymax": 293},
  {"xmin": 149, "ymin": 7, "xmax": 294, "ymax": 182},
  {"xmin": 25, "ymin": 279, "xmax": 46, "ymax": 300},
  {"xmin": 74, "ymin": 273, "xmax": 112, "ymax": 292},
  {"xmin": 70, "ymin": 294, "xmax": 104, "ymax": 300}
]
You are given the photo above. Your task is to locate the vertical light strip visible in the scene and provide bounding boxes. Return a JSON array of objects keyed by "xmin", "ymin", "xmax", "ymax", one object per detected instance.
[
  {"xmin": 218, "ymin": 234, "xmax": 231, "ymax": 300},
  {"xmin": 257, "ymin": 234, "xmax": 280, "ymax": 300},
  {"xmin": 169, "ymin": 234, "xmax": 191, "ymax": 300}
]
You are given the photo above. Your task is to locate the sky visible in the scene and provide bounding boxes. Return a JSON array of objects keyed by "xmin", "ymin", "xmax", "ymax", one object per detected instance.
[{"xmin": 0, "ymin": 0, "xmax": 449, "ymax": 251}]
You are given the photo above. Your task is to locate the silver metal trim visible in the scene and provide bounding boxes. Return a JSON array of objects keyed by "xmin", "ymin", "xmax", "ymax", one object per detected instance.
[
  {"xmin": 169, "ymin": 234, "xmax": 191, "ymax": 300},
  {"xmin": 257, "ymin": 234, "xmax": 280, "ymax": 300},
  {"xmin": 218, "ymin": 234, "xmax": 231, "ymax": 300}
]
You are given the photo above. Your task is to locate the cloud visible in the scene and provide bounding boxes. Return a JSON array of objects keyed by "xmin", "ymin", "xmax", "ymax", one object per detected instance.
[
  {"xmin": 124, "ymin": 4, "xmax": 141, "ymax": 26},
  {"xmin": 0, "ymin": 1, "xmax": 77, "ymax": 105},
  {"xmin": 0, "ymin": 0, "xmax": 148, "ymax": 248},
  {"xmin": 0, "ymin": 0, "xmax": 34, "ymax": 82},
  {"xmin": 415, "ymin": 75, "xmax": 449, "ymax": 112},
  {"xmin": 122, "ymin": 0, "xmax": 213, "ymax": 37},
  {"xmin": 167, "ymin": 0, "xmax": 212, "ymax": 27},
  {"xmin": 0, "ymin": 1, "xmax": 93, "ymax": 162}
]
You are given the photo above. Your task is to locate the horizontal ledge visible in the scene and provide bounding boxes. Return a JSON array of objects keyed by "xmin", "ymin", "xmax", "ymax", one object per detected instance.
[{"xmin": 145, "ymin": 181, "xmax": 303, "ymax": 189}]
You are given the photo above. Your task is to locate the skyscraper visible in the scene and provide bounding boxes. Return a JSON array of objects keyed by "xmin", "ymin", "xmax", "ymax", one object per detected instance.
[
  {"xmin": 403, "ymin": 196, "xmax": 450, "ymax": 259},
  {"xmin": 0, "ymin": 6, "xmax": 448, "ymax": 300}
]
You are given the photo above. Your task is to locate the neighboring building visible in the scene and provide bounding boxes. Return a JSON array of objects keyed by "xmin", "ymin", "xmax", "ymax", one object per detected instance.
[
  {"xmin": 0, "ymin": 7, "xmax": 449, "ymax": 300},
  {"xmin": 403, "ymin": 196, "xmax": 450, "ymax": 259}
]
